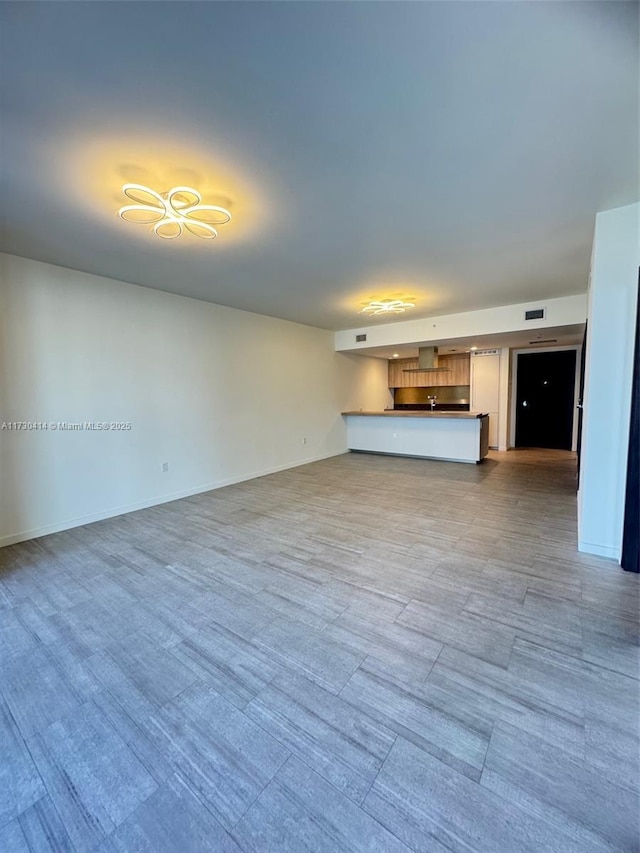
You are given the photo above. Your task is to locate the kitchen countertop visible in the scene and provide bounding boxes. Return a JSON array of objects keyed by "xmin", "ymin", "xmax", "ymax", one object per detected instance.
[{"xmin": 341, "ymin": 411, "xmax": 488, "ymax": 419}]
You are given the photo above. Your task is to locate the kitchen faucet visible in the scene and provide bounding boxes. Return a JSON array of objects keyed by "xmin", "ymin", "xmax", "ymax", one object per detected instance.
[{"xmin": 427, "ymin": 395, "xmax": 437, "ymax": 411}]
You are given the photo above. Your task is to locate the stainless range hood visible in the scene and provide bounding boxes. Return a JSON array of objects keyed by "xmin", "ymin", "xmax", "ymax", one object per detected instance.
[{"xmin": 403, "ymin": 346, "xmax": 451, "ymax": 372}]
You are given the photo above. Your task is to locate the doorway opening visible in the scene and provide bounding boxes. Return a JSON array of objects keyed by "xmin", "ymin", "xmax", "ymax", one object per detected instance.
[{"xmin": 515, "ymin": 350, "xmax": 577, "ymax": 450}]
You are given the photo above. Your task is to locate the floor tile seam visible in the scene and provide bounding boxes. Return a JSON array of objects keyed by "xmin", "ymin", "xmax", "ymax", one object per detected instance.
[
  {"xmin": 512, "ymin": 636, "xmax": 638, "ymax": 683},
  {"xmin": 477, "ymin": 743, "xmax": 636, "ymax": 852},
  {"xmin": 0, "ymin": 721, "xmax": 49, "ymax": 832},
  {"xmin": 23, "ymin": 724, "xmax": 114, "ymax": 852},
  {"xmin": 95, "ymin": 771, "xmax": 162, "ymax": 848},
  {"xmin": 92, "ymin": 685, "xmax": 178, "ymax": 784},
  {"xmin": 16, "ymin": 791, "xmax": 80, "ymax": 853},
  {"xmin": 236, "ymin": 702, "xmax": 395, "ymax": 813},
  {"xmin": 226, "ymin": 750, "xmax": 297, "ymax": 834},
  {"xmin": 169, "ymin": 768, "xmax": 256, "ymax": 850},
  {"xmin": 480, "ymin": 715, "xmax": 640, "ymax": 791},
  {"xmin": 277, "ymin": 746, "xmax": 419, "ymax": 853},
  {"xmin": 248, "ymin": 631, "xmax": 367, "ymax": 693},
  {"xmin": 358, "ymin": 737, "xmax": 460, "ymax": 853},
  {"xmin": 426, "ymin": 656, "xmax": 588, "ymax": 730},
  {"xmin": 244, "ymin": 677, "xmax": 397, "ymax": 772},
  {"xmin": 461, "ymin": 606, "xmax": 584, "ymax": 647},
  {"xmin": 358, "ymin": 731, "xmax": 400, "ymax": 807}
]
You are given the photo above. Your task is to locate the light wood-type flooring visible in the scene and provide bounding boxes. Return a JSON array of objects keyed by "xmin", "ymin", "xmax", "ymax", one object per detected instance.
[{"xmin": 1, "ymin": 449, "xmax": 639, "ymax": 852}]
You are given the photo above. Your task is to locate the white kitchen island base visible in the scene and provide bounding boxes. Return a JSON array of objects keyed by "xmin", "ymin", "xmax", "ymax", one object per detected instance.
[{"xmin": 342, "ymin": 411, "xmax": 489, "ymax": 464}]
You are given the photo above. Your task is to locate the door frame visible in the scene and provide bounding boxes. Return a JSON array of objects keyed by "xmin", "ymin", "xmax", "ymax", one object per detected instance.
[
  {"xmin": 621, "ymin": 276, "xmax": 640, "ymax": 572},
  {"xmin": 509, "ymin": 345, "xmax": 582, "ymax": 451}
]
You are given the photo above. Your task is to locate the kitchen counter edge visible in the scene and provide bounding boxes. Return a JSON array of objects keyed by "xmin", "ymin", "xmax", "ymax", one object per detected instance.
[{"xmin": 341, "ymin": 411, "xmax": 488, "ymax": 419}]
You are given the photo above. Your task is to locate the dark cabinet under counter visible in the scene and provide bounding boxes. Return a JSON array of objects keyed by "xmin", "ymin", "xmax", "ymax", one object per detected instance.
[{"xmin": 392, "ymin": 403, "xmax": 470, "ymax": 412}]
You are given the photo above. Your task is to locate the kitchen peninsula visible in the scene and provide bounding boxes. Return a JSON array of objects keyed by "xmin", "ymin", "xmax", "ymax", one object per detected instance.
[{"xmin": 342, "ymin": 410, "xmax": 489, "ymax": 463}]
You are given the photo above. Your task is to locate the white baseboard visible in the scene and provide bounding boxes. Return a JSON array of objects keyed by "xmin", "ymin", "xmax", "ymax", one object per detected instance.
[
  {"xmin": 0, "ymin": 449, "xmax": 347, "ymax": 548},
  {"xmin": 578, "ymin": 540, "xmax": 621, "ymax": 561}
]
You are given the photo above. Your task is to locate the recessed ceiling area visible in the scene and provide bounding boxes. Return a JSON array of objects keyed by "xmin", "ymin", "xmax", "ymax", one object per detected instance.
[
  {"xmin": 0, "ymin": 2, "xmax": 637, "ymax": 330},
  {"xmin": 348, "ymin": 324, "xmax": 586, "ymax": 360}
]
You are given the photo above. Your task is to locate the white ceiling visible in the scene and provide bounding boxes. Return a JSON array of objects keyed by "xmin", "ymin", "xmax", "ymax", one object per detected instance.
[{"xmin": 0, "ymin": 2, "xmax": 637, "ymax": 330}]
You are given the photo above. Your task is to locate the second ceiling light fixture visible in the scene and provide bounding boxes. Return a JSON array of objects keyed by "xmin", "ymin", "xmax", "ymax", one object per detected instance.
[{"xmin": 361, "ymin": 298, "xmax": 415, "ymax": 316}]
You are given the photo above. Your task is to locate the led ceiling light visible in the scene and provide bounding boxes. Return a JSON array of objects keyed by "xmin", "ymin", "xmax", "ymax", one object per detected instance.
[
  {"xmin": 361, "ymin": 299, "xmax": 415, "ymax": 316},
  {"xmin": 118, "ymin": 184, "xmax": 231, "ymax": 239}
]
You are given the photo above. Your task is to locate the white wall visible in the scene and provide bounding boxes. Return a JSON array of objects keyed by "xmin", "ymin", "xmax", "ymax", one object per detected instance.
[
  {"xmin": 0, "ymin": 254, "xmax": 391, "ymax": 546},
  {"xmin": 578, "ymin": 203, "xmax": 639, "ymax": 560},
  {"xmin": 335, "ymin": 294, "xmax": 587, "ymax": 352},
  {"xmin": 469, "ymin": 350, "xmax": 502, "ymax": 449},
  {"xmin": 498, "ymin": 348, "xmax": 510, "ymax": 452}
]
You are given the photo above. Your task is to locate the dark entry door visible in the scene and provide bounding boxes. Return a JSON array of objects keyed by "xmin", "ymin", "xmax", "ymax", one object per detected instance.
[
  {"xmin": 621, "ymin": 277, "xmax": 639, "ymax": 573},
  {"xmin": 515, "ymin": 351, "xmax": 577, "ymax": 449}
]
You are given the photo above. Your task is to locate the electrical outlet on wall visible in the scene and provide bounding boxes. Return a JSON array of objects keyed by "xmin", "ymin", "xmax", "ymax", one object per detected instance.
[{"xmin": 161, "ymin": 462, "xmax": 169, "ymax": 472}]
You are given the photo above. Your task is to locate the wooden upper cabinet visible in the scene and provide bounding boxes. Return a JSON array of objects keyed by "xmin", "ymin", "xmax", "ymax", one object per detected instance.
[
  {"xmin": 388, "ymin": 358, "xmax": 413, "ymax": 388},
  {"xmin": 446, "ymin": 354, "xmax": 471, "ymax": 385},
  {"xmin": 388, "ymin": 354, "xmax": 470, "ymax": 388}
]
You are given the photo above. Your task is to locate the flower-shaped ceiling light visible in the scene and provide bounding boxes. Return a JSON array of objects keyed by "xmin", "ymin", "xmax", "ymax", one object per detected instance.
[
  {"xmin": 118, "ymin": 184, "xmax": 231, "ymax": 239},
  {"xmin": 361, "ymin": 299, "xmax": 415, "ymax": 316}
]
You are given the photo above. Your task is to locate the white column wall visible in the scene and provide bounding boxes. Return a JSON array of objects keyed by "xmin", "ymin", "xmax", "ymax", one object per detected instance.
[{"xmin": 578, "ymin": 203, "xmax": 639, "ymax": 560}]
